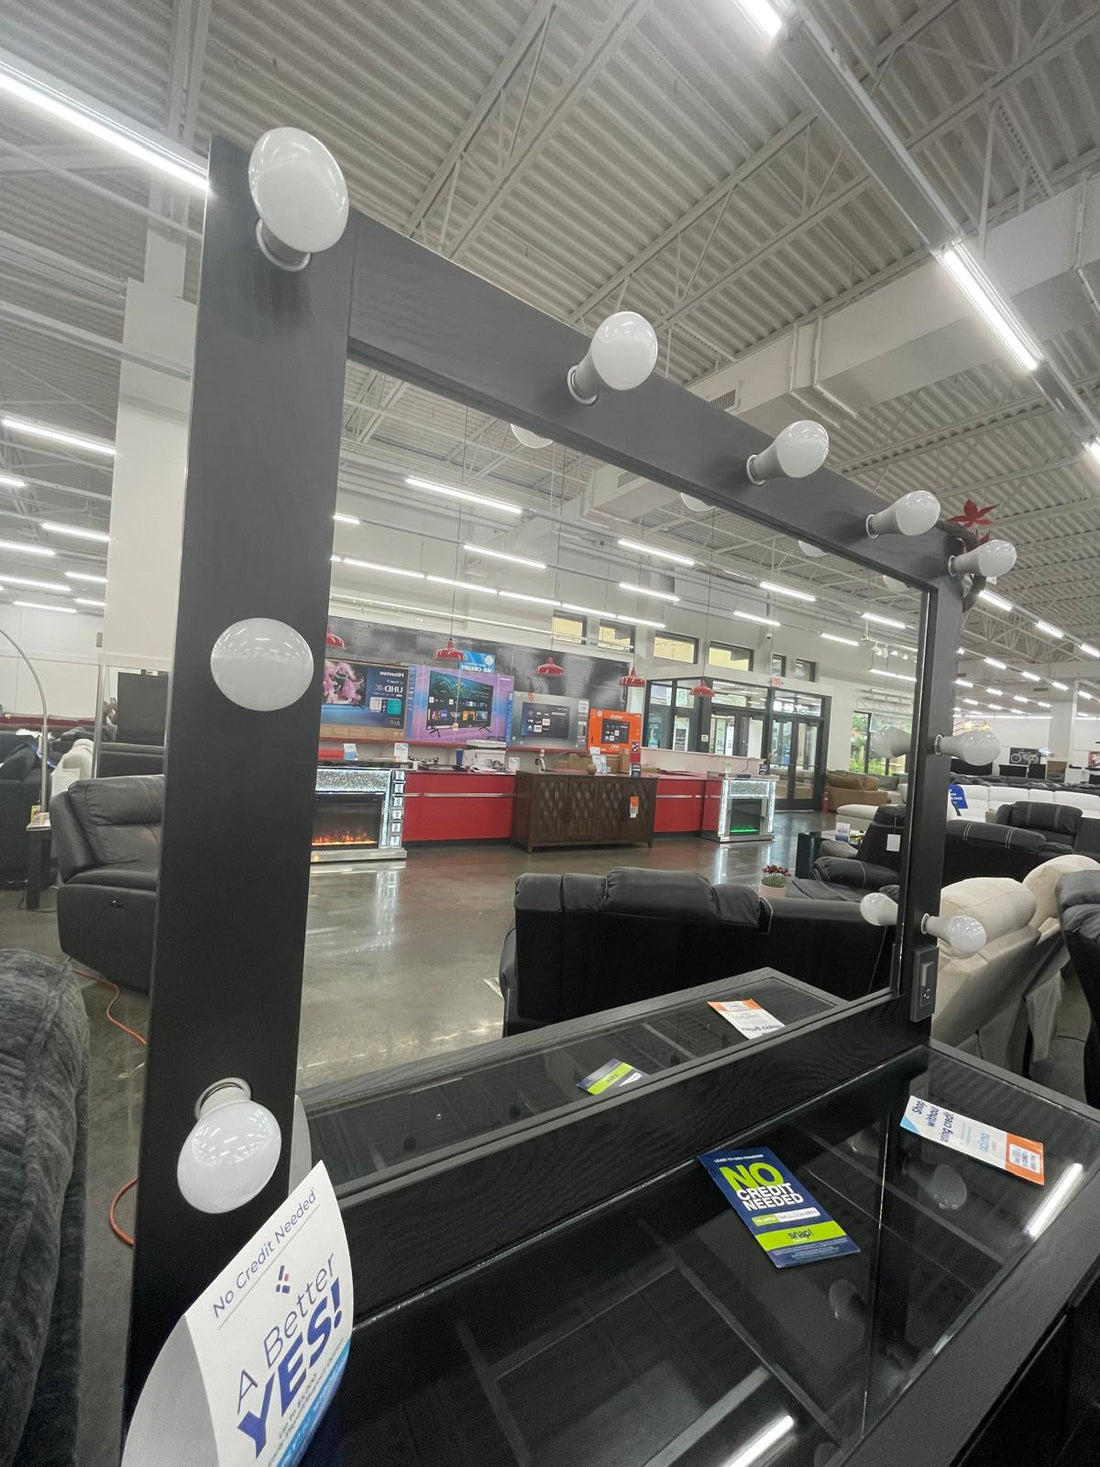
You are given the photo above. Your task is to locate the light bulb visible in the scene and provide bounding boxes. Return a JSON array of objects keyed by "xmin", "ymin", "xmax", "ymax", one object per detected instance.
[
  {"xmin": 510, "ymin": 424, "xmax": 552, "ymax": 450},
  {"xmin": 923, "ymin": 912, "xmax": 987, "ymax": 954},
  {"xmin": 798, "ymin": 540, "xmax": 826, "ymax": 557},
  {"xmin": 210, "ymin": 617, "xmax": 315, "ymax": 711},
  {"xmin": 936, "ymin": 729, "xmax": 1000, "ymax": 765},
  {"xmin": 568, "ymin": 310, "xmax": 658, "ymax": 403},
  {"xmin": 866, "ymin": 490, "xmax": 941, "ymax": 538},
  {"xmin": 177, "ymin": 1080, "xmax": 281, "ymax": 1214},
  {"xmin": 948, "ymin": 538, "xmax": 1017, "ymax": 579},
  {"xmin": 248, "ymin": 128, "xmax": 349, "ymax": 270},
  {"xmin": 681, "ymin": 493, "xmax": 711, "ymax": 513},
  {"xmin": 746, "ymin": 420, "xmax": 829, "ymax": 484},
  {"xmin": 870, "ymin": 725, "xmax": 909, "ymax": 759},
  {"xmin": 860, "ymin": 892, "xmax": 899, "ymax": 927},
  {"xmin": 882, "ymin": 573, "xmax": 906, "ymax": 592}
]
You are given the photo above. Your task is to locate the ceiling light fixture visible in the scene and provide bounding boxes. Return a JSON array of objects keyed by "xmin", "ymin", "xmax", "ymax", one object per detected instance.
[
  {"xmin": 987, "ymin": 687, "xmax": 1003, "ymax": 696},
  {"xmin": 1086, "ymin": 439, "xmax": 1100, "ymax": 470},
  {"xmin": 498, "ymin": 591, "xmax": 560, "ymax": 607},
  {"xmin": 341, "ymin": 558, "xmax": 425, "ymax": 580},
  {"xmin": 65, "ymin": 571, "xmax": 107, "ymax": 585},
  {"xmin": 40, "ymin": 520, "xmax": 110, "ymax": 543},
  {"xmin": 0, "ymin": 472, "xmax": 26, "ymax": 488},
  {"xmin": 567, "ymin": 311, "xmax": 659, "ymax": 404},
  {"xmin": 510, "ymin": 424, "xmax": 552, "ymax": 450},
  {"xmin": 1081, "ymin": 643, "xmax": 1100, "ymax": 658},
  {"xmin": 1037, "ymin": 701, "xmax": 1051, "ymax": 709},
  {"xmin": 955, "ymin": 678, "xmax": 973, "ymax": 687},
  {"xmin": 937, "ymin": 243, "xmax": 1043, "ymax": 372},
  {"xmin": 536, "ymin": 653, "xmax": 563, "ymax": 678},
  {"xmin": 760, "ymin": 579, "xmax": 815, "ymax": 602},
  {"xmin": 434, "ymin": 637, "xmax": 464, "ymax": 662},
  {"xmin": 332, "ymin": 512, "xmax": 360, "ymax": 525},
  {"xmin": 13, "ymin": 599, "xmax": 76, "ymax": 614},
  {"xmin": 821, "ymin": 632, "xmax": 858, "ymax": 646},
  {"xmin": 0, "ymin": 537, "xmax": 54, "ymax": 558},
  {"xmin": 618, "ymin": 581, "xmax": 680, "ymax": 603},
  {"xmin": 948, "ymin": 538, "xmax": 1018, "ymax": 579},
  {"xmin": 561, "ymin": 603, "xmax": 613, "ymax": 619},
  {"xmin": 617, "ymin": 537, "xmax": 694, "ymax": 567},
  {"xmin": 962, "ymin": 698, "xmax": 979, "ymax": 706},
  {"xmin": 1080, "ymin": 690, "xmax": 1095, "ymax": 702},
  {"xmin": 0, "ymin": 575, "xmax": 70, "ymax": 593},
  {"xmin": 1020, "ymin": 670, "xmax": 1041, "ymax": 682},
  {"xmin": 746, "ymin": 420, "xmax": 829, "ymax": 484},
  {"xmin": 463, "ymin": 544, "xmax": 547, "ymax": 570},
  {"xmin": 1012, "ymin": 695, "xmax": 1030, "ymax": 704},
  {"xmin": 984, "ymin": 657, "xmax": 1007, "ymax": 669},
  {"xmin": 734, "ymin": 610, "xmax": 780, "ymax": 627},
  {"xmin": 0, "ymin": 57, "xmax": 208, "ymax": 192},
  {"xmin": 2, "ymin": 416, "xmax": 116, "ymax": 457},
  {"xmin": 978, "ymin": 589, "xmax": 1013, "ymax": 612},
  {"xmin": 732, "ymin": 0, "xmax": 785, "ymax": 41},
  {"xmin": 798, "ymin": 540, "xmax": 826, "ymax": 558},
  {"xmin": 75, "ymin": 597, "xmax": 105, "ymax": 609},
  {"xmin": 405, "ymin": 475, "xmax": 522, "ymax": 516},
  {"xmin": 1051, "ymin": 680, "xmax": 1070, "ymax": 691},
  {"xmin": 862, "ymin": 612, "xmax": 907, "ymax": 630},
  {"xmin": 1034, "ymin": 620, "xmax": 1064, "ymax": 639},
  {"xmin": 425, "ymin": 576, "xmax": 497, "ymax": 596}
]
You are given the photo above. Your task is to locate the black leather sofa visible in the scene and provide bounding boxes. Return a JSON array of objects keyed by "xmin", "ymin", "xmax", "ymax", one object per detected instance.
[
  {"xmin": 50, "ymin": 775, "xmax": 163, "ymax": 993},
  {"xmin": 0, "ymin": 738, "xmax": 43, "ymax": 885},
  {"xmin": 1057, "ymin": 870, "xmax": 1100, "ymax": 1107},
  {"xmin": 497, "ymin": 866, "xmax": 894, "ymax": 1035},
  {"xmin": 792, "ymin": 804, "xmax": 1072, "ymax": 900}
]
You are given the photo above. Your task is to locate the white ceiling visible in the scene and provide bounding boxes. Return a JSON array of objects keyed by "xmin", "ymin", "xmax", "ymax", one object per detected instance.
[{"xmin": 2, "ymin": 0, "xmax": 1100, "ymax": 691}]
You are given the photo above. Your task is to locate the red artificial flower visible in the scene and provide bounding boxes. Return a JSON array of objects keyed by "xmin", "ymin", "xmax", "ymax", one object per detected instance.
[{"xmin": 947, "ymin": 499, "xmax": 997, "ymax": 529}]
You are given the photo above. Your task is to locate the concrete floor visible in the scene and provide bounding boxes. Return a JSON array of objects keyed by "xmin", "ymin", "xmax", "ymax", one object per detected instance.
[{"xmin": 0, "ymin": 815, "xmax": 1089, "ymax": 1463}]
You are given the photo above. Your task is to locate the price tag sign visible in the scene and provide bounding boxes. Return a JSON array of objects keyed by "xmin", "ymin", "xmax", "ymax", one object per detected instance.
[
  {"xmin": 901, "ymin": 1095, "xmax": 1045, "ymax": 1185},
  {"xmin": 708, "ymin": 998, "xmax": 784, "ymax": 1040},
  {"xmin": 124, "ymin": 1163, "xmax": 353, "ymax": 1466}
]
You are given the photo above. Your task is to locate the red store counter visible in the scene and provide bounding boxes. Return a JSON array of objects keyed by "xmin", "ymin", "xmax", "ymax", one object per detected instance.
[{"xmin": 401, "ymin": 769, "xmax": 706, "ymax": 843}]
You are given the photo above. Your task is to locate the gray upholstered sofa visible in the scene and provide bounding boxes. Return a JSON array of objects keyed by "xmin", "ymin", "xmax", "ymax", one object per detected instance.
[{"xmin": 0, "ymin": 950, "xmax": 88, "ymax": 1466}]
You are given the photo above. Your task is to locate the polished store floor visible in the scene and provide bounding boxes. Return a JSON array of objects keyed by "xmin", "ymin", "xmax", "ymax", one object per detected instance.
[{"xmin": 0, "ymin": 816, "xmax": 1088, "ymax": 1464}]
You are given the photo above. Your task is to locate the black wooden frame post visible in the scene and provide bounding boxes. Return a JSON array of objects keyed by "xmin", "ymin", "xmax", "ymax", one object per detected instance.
[
  {"xmin": 125, "ymin": 139, "xmax": 355, "ymax": 1408},
  {"xmin": 124, "ymin": 134, "xmax": 966, "ymax": 1408}
]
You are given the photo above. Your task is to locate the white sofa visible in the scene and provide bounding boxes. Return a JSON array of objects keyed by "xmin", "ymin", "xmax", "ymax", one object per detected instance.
[{"xmin": 931, "ymin": 853, "xmax": 1100, "ymax": 1073}]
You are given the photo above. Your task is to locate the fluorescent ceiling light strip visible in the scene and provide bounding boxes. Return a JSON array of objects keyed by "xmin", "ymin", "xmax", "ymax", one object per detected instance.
[
  {"xmin": 1026, "ymin": 1162, "xmax": 1084, "ymax": 1238},
  {"xmin": 1020, "ymin": 670, "xmax": 1041, "ymax": 682},
  {"xmin": 1081, "ymin": 643, "xmax": 1100, "ymax": 658},
  {"xmin": 0, "ymin": 472, "xmax": 26, "ymax": 488},
  {"xmin": 41, "ymin": 520, "xmax": 110, "ymax": 542},
  {"xmin": 734, "ymin": 610, "xmax": 780, "ymax": 627},
  {"xmin": 2, "ymin": 415, "xmax": 116, "ymax": 456},
  {"xmin": 65, "ymin": 571, "xmax": 107, "ymax": 585},
  {"xmin": 75, "ymin": 597, "xmax": 105, "ymax": 608},
  {"xmin": 425, "ymin": 575, "xmax": 497, "ymax": 596},
  {"xmin": 1037, "ymin": 701, "xmax": 1051, "ymax": 708},
  {"xmin": 342, "ymin": 557, "xmax": 425, "ymax": 580},
  {"xmin": 820, "ymin": 632, "xmax": 858, "ymax": 646},
  {"xmin": 1012, "ymin": 695, "xmax": 1030, "ymax": 703},
  {"xmin": 1079, "ymin": 690, "xmax": 1094, "ymax": 701},
  {"xmin": 0, "ymin": 574, "xmax": 70, "ymax": 592},
  {"xmin": 1034, "ymin": 620, "xmax": 1064, "ymax": 639},
  {"xmin": 0, "ymin": 60, "xmax": 207, "ymax": 191},
  {"xmin": 13, "ymin": 599, "xmax": 76, "ymax": 614},
  {"xmin": 862, "ymin": 611, "xmax": 907, "ymax": 629},
  {"xmin": 871, "ymin": 668, "xmax": 917, "ymax": 682},
  {"xmin": 987, "ymin": 687, "xmax": 1003, "ymax": 696},
  {"xmin": 498, "ymin": 591, "xmax": 560, "ymax": 607},
  {"xmin": 937, "ymin": 244, "xmax": 1042, "ymax": 373},
  {"xmin": 760, "ymin": 579, "xmax": 815, "ymax": 602},
  {"xmin": 962, "ymin": 699, "xmax": 979, "ymax": 706},
  {"xmin": 0, "ymin": 537, "xmax": 54, "ymax": 558},
  {"xmin": 405, "ymin": 475, "xmax": 521, "ymax": 516},
  {"xmin": 561, "ymin": 603, "xmax": 613, "ymax": 619},
  {"xmin": 333, "ymin": 512, "xmax": 360, "ymax": 525},
  {"xmin": 463, "ymin": 543, "xmax": 547, "ymax": 570},
  {"xmin": 458, "ymin": 613, "xmax": 554, "ymax": 637},
  {"xmin": 1087, "ymin": 439, "xmax": 1100, "ymax": 468},
  {"xmin": 1051, "ymin": 680, "xmax": 1069, "ymax": 691},
  {"xmin": 618, "ymin": 580, "xmax": 680, "ymax": 603},
  {"xmin": 733, "ymin": 0, "xmax": 785, "ymax": 41},
  {"xmin": 984, "ymin": 656, "xmax": 1007, "ymax": 669},
  {"xmin": 977, "ymin": 589, "xmax": 1013, "ymax": 612},
  {"xmin": 617, "ymin": 537, "xmax": 694, "ymax": 567},
  {"xmin": 955, "ymin": 678, "xmax": 973, "ymax": 687}
]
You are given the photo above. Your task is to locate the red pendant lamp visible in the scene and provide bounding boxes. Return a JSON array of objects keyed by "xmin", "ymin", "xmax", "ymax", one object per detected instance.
[
  {"xmin": 619, "ymin": 665, "xmax": 645, "ymax": 688},
  {"xmin": 690, "ymin": 677, "xmax": 713, "ymax": 698},
  {"xmin": 435, "ymin": 637, "xmax": 464, "ymax": 661},
  {"xmin": 325, "ymin": 626, "xmax": 345, "ymax": 649},
  {"xmin": 537, "ymin": 653, "xmax": 564, "ymax": 677}
]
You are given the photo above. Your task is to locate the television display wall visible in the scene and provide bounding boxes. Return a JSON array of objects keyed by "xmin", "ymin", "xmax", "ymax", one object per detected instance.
[{"xmin": 406, "ymin": 666, "xmax": 514, "ymax": 745}]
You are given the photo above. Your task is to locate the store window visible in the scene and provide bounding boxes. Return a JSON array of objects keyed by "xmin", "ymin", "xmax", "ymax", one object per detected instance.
[
  {"xmin": 654, "ymin": 632, "xmax": 698, "ymax": 663},
  {"xmin": 551, "ymin": 612, "xmax": 584, "ymax": 644},
  {"xmin": 648, "ymin": 682, "xmax": 672, "ymax": 705},
  {"xmin": 773, "ymin": 690, "xmax": 824, "ymax": 716},
  {"xmin": 792, "ymin": 658, "xmax": 816, "ymax": 681},
  {"xmin": 770, "ymin": 654, "xmax": 786, "ymax": 676},
  {"xmin": 675, "ymin": 685, "xmax": 694, "ymax": 707},
  {"xmin": 710, "ymin": 679, "xmax": 768, "ymax": 711},
  {"xmin": 851, "ymin": 710, "xmax": 912, "ymax": 775},
  {"xmin": 850, "ymin": 711, "xmax": 870, "ymax": 773},
  {"xmin": 599, "ymin": 620, "xmax": 632, "ymax": 650},
  {"xmin": 708, "ymin": 641, "xmax": 753, "ymax": 672}
]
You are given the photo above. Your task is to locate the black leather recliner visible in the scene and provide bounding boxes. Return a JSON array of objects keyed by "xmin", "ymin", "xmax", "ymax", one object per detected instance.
[
  {"xmin": 993, "ymin": 800, "xmax": 1083, "ymax": 841},
  {"xmin": 50, "ymin": 775, "xmax": 163, "ymax": 993},
  {"xmin": 497, "ymin": 866, "xmax": 894, "ymax": 1034},
  {"xmin": 1057, "ymin": 870, "xmax": 1100, "ymax": 1106}
]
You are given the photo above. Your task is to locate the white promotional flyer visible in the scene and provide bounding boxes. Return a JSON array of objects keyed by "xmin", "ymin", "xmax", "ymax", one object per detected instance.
[
  {"xmin": 123, "ymin": 1162, "xmax": 353, "ymax": 1466},
  {"xmin": 708, "ymin": 998, "xmax": 785, "ymax": 1040}
]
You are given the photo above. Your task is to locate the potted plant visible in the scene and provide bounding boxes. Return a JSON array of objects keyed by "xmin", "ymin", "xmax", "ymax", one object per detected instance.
[{"xmin": 760, "ymin": 863, "xmax": 791, "ymax": 895}]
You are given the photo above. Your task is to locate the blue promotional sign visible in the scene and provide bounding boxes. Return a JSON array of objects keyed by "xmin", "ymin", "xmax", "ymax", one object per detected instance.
[
  {"xmin": 948, "ymin": 783, "xmax": 968, "ymax": 811},
  {"xmin": 699, "ymin": 1145, "xmax": 860, "ymax": 1268}
]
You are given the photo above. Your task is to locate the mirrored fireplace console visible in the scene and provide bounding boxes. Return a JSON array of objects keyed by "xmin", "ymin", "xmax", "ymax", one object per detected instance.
[
  {"xmin": 702, "ymin": 774, "xmax": 778, "ymax": 843},
  {"xmin": 312, "ymin": 765, "xmax": 407, "ymax": 863}
]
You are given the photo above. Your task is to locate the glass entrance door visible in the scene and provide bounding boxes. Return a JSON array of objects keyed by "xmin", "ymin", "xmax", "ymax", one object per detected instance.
[
  {"xmin": 711, "ymin": 710, "xmax": 766, "ymax": 758},
  {"xmin": 769, "ymin": 717, "xmax": 824, "ymax": 809}
]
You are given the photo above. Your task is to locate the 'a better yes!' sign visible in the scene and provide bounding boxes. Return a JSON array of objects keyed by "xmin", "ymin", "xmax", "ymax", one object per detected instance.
[{"xmin": 123, "ymin": 1162, "xmax": 353, "ymax": 1467}]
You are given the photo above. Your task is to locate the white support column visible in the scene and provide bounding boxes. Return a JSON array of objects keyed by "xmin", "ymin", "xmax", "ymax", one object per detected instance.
[
  {"xmin": 1048, "ymin": 691, "xmax": 1077, "ymax": 767},
  {"xmin": 100, "ymin": 227, "xmax": 195, "ymax": 672}
]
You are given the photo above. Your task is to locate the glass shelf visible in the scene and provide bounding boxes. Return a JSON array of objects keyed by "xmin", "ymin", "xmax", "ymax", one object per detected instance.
[{"xmin": 307, "ymin": 1044, "xmax": 1100, "ymax": 1466}]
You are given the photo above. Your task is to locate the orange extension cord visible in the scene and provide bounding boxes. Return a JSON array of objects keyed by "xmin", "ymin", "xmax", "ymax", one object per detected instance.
[{"xmin": 75, "ymin": 968, "xmax": 144, "ymax": 1247}]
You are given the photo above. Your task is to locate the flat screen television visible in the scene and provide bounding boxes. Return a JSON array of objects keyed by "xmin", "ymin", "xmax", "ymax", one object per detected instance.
[
  {"xmin": 116, "ymin": 671, "xmax": 169, "ymax": 745},
  {"xmin": 425, "ymin": 670, "xmax": 460, "ymax": 729},
  {"xmin": 600, "ymin": 715, "xmax": 633, "ymax": 746},
  {"xmin": 321, "ymin": 660, "xmax": 409, "ymax": 731},
  {"xmin": 520, "ymin": 703, "xmax": 572, "ymax": 740}
]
